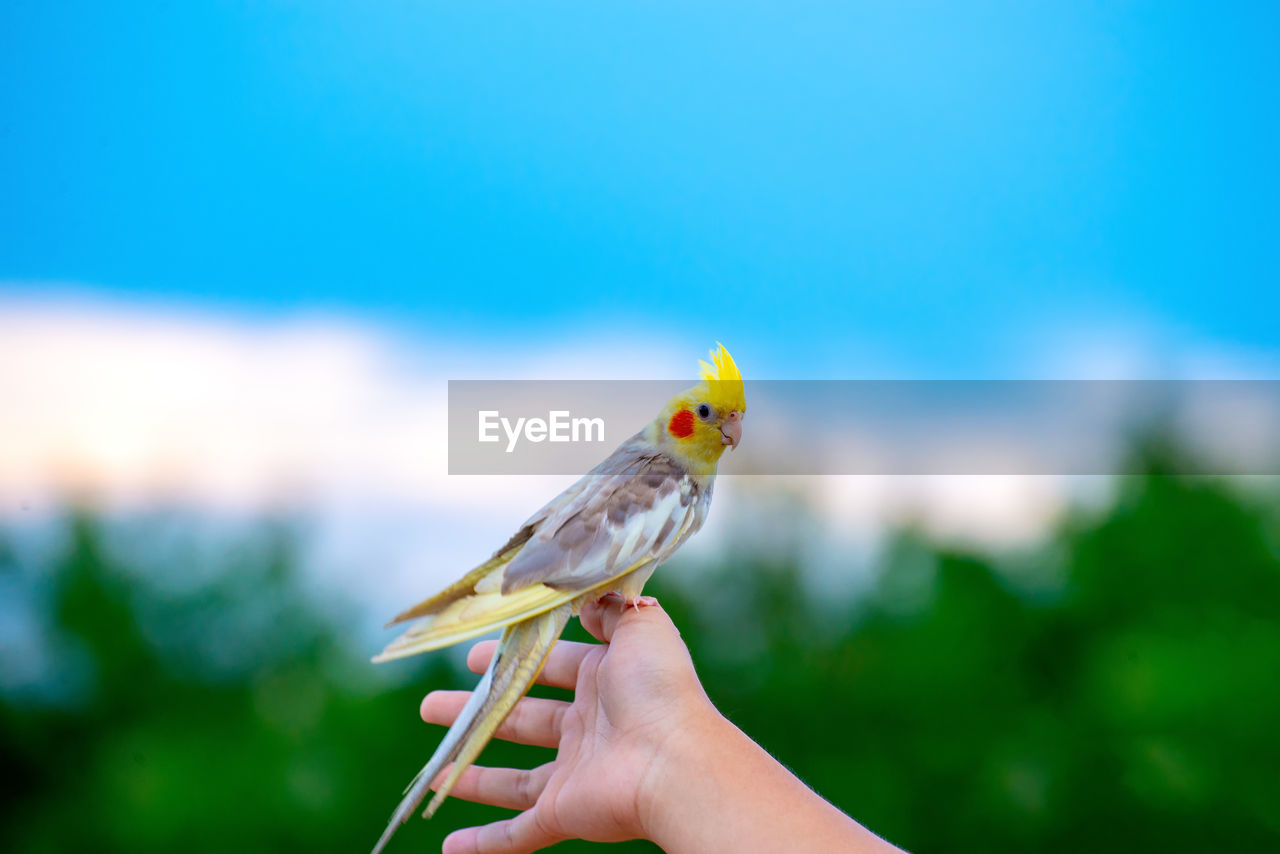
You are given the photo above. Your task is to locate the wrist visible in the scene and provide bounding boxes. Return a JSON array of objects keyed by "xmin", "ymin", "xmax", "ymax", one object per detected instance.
[
  {"xmin": 632, "ymin": 700, "xmax": 905, "ymax": 854},
  {"xmin": 635, "ymin": 702, "xmax": 737, "ymax": 847}
]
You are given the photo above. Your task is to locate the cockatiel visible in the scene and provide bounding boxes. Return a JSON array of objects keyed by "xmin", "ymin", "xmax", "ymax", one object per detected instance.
[{"xmin": 370, "ymin": 344, "xmax": 746, "ymax": 854}]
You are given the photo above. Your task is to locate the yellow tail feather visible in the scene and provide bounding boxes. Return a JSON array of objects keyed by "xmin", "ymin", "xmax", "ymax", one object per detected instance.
[{"xmin": 370, "ymin": 605, "xmax": 573, "ymax": 854}]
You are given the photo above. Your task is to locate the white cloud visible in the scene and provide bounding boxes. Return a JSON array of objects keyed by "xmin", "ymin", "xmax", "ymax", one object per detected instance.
[
  {"xmin": 5, "ymin": 292, "xmax": 1272, "ymax": 619},
  {"xmin": 0, "ymin": 295, "xmax": 689, "ymax": 613}
]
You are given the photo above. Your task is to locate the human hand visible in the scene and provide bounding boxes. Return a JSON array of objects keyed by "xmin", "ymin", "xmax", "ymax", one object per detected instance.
[{"xmin": 419, "ymin": 595, "xmax": 720, "ymax": 854}]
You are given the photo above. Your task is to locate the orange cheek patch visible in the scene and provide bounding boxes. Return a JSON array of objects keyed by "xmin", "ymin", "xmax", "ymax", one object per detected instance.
[{"xmin": 667, "ymin": 409, "xmax": 695, "ymax": 438}]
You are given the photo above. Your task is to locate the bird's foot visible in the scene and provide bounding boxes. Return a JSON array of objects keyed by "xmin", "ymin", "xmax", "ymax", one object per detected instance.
[{"xmin": 594, "ymin": 592, "xmax": 659, "ymax": 612}]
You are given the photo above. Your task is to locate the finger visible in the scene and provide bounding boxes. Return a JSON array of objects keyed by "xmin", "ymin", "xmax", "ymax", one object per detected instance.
[
  {"xmin": 466, "ymin": 639, "xmax": 596, "ymax": 689},
  {"xmin": 577, "ymin": 597, "xmax": 610, "ymax": 641},
  {"xmin": 430, "ymin": 762, "xmax": 554, "ymax": 811},
  {"xmin": 421, "ymin": 692, "xmax": 568, "ymax": 748},
  {"xmin": 581, "ymin": 593, "xmax": 673, "ymax": 643},
  {"xmin": 443, "ymin": 809, "xmax": 562, "ymax": 854}
]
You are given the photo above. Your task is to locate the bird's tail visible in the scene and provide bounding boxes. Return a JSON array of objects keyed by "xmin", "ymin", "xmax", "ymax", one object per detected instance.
[{"xmin": 370, "ymin": 603, "xmax": 573, "ymax": 854}]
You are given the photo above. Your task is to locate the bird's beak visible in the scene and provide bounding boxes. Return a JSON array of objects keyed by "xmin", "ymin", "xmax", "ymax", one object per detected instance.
[{"xmin": 720, "ymin": 411, "xmax": 742, "ymax": 450}]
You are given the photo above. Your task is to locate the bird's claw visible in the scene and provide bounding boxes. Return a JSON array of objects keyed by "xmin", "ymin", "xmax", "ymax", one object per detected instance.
[{"xmin": 593, "ymin": 592, "xmax": 659, "ymax": 612}]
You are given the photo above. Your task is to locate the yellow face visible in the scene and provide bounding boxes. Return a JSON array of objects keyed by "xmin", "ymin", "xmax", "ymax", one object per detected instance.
[{"xmin": 656, "ymin": 344, "xmax": 746, "ymax": 474}]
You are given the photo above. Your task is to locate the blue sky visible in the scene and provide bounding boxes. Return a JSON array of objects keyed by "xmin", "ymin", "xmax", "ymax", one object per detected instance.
[{"xmin": 3, "ymin": 2, "xmax": 1278, "ymax": 376}]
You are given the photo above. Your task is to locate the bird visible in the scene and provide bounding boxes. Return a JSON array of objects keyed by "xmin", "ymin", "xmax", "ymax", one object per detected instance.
[{"xmin": 369, "ymin": 343, "xmax": 746, "ymax": 854}]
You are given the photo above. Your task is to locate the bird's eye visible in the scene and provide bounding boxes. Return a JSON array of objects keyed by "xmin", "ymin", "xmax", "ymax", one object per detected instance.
[{"xmin": 696, "ymin": 403, "xmax": 713, "ymax": 421}]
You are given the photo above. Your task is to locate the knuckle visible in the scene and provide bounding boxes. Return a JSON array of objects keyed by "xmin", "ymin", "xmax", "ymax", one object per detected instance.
[{"xmin": 517, "ymin": 769, "xmax": 535, "ymax": 805}]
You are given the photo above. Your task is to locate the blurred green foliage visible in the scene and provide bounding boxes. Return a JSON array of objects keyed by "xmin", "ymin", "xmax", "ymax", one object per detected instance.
[{"xmin": 3, "ymin": 463, "xmax": 1278, "ymax": 852}]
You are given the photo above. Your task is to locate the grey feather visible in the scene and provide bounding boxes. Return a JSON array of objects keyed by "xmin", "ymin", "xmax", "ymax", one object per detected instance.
[{"xmin": 500, "ymin": 433, "xmax": 711, "ymax": 594}]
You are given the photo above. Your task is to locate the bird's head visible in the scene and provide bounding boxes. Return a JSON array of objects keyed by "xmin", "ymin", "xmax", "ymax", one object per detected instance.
[{"xmin": 652, "ymin": 343, "xmax": 746, "ymax": 475}]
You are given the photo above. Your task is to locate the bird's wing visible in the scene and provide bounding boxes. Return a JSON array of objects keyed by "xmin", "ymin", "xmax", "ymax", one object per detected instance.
[
  {"xmin": 499, "ymin": 450, "xmax": 706, "ymax": 593},
  {"xmin": 373, "ymin": 438, "xmax": 707, "ymax": 662}
]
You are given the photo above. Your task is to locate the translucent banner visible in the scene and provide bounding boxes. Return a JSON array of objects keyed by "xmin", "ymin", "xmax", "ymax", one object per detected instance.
[{"xmin": 447, "ymin": 380, "xmax": 1280, "ymax": 475}]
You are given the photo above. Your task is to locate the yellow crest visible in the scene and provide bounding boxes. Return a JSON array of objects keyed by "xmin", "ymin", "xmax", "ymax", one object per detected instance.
[{"xmin": 695, "ymin": 343, "xmax": 746, "ymax": 414}]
